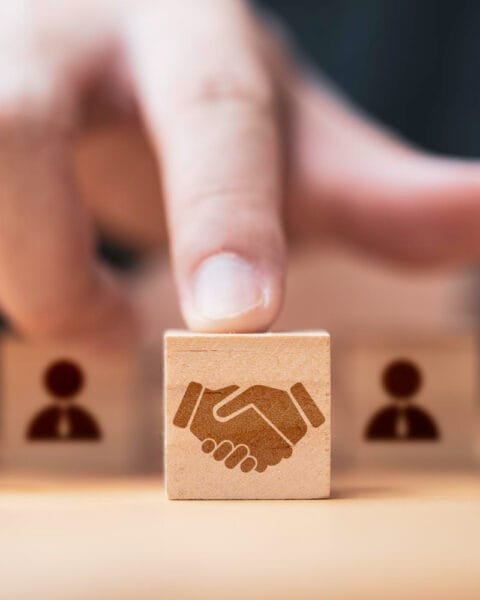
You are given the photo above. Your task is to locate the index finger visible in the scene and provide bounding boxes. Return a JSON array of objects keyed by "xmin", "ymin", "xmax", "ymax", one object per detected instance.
[{"xmin": 124, "ymin": 0, "xmax": 286, "ymax": 332}]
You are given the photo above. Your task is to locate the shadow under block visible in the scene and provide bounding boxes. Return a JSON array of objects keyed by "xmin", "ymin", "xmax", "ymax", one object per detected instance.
[
  {"xmin": 165, "ymin": 331, "xmax": 331, "ymax": 499},
  {"xmin": 346, "ymin": 334, "xmax": 478, "ymax": 467},
  {"xmin": 1, "ymin": 338, "xmax": 145, "ymax": 474}
]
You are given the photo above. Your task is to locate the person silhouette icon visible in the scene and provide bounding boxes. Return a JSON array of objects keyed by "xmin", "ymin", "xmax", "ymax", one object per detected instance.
[
  {"xmin": 27, "ymin": 359, "xmax": 102, "ymax": 441},
  {"xmin": 365, "ymin": 359, "xmax": 440, "ymax": 441}
]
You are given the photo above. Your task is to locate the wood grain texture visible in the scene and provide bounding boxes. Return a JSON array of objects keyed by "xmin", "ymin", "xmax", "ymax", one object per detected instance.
[{"xmin": 165, "ymin": 331, "xmax": 331, "ymax": 499}]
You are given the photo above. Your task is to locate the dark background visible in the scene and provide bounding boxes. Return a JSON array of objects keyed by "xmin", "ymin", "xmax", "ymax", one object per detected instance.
[{"xmin": 260, "ymin": 0, "xmax": 480, "ymax": 157}]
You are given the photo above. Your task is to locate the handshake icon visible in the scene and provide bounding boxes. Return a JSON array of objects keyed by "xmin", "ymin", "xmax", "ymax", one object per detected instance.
[{"xmin": 174, "ymin": 381, "xmax": 325, "ymax": 473}]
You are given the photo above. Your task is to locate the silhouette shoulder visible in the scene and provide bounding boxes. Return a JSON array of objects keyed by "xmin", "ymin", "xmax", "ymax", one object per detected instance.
[
  {"xmin": 27, "ymin": 406, "xmax": 61, "ymax": 439},
  {"xmin": 68, "ymin": 406, "xmax": 102, "ymax": 439},
  {"xmin": 365, "ymin": 406, "xmax": 398, "ymax": 439},
  {"xmin": 406, "ymin": 406, "xmax": 439, "ymax": 439}
]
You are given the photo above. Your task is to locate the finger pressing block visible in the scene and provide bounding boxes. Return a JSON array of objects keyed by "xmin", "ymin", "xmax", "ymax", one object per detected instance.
[{"xmin": 164, "ymin": 331, "xmax": 331, "ymax": 499}]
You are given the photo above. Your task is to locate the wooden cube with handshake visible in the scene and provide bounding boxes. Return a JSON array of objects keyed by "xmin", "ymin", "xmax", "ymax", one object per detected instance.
[{"xmin": 165, "ymin": 331, "xmax": 330, "ymax": 499}]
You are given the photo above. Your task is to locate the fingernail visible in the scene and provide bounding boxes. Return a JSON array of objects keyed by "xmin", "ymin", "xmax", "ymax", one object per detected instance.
[{"xmin": 191, "ymin": 253, "xmax": 266, "ymax": 321}]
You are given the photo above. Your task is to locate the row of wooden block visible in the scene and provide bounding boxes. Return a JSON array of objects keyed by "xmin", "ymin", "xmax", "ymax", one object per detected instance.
[
  {"xmin": 0, "ymin": 331, "xmax": 478, "ymax": 499},
  {"xmin": 165, "ymin": 331, "xmax": 479, "ymax": 499}
]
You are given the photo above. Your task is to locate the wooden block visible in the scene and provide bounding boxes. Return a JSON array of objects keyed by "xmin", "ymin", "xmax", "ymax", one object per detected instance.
[
  {"xmin": 1, "ymin": 337, "xmax": 145, "ymax": 474},
  {"xmin": 165, "ymin": 331, "xmax": 331, "ymax": 499},
  {"xmin": 346, "ymin": 333, "xmax": 478, "ymax": 467}
]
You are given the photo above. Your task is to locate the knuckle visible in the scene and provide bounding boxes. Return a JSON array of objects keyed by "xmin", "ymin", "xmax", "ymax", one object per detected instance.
[
  {"xmin": 0, "ymin": 104, "xmax": 60, "ymax": 147},
  {"xmin": 175, "ymin": 192, "xmax": 284, "ymax": 266},
  {"xmin": 0, "ymin": 96, "xmax": 68, "ymax": 140},
  {"xmin": 182, "ymin": 179, "xmax": 277, "ymax": 217},
  {"xmin": 18, "ymin": 303, "xmax": 86, "ymax": 338},
  {"xmin": 180, "ymin": 183, "xmax": 268, "ymax": 213},
  {"xmin": 195, "ymin": 74, "xmax": 273, "ymax": 111},
  {"xmin": 0, "ymin": 67, "xmax": 71, "ymax": 138},
  {"xmin": 15, "ymin": 280, "xmax": 120, "ymax": 340},
  {"xmin": 172, "ymin": 70, "xmax": 275, "ymax": 116}
]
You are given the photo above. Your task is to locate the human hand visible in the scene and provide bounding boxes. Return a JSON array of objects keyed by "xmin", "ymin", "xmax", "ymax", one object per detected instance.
[
  {"xmin": 3, "ymin": 0, "xmax": 480, "ymax": 344},
  {"xmin": 173, "ymin": 381, "xmax": 325, "ymax": 472}
]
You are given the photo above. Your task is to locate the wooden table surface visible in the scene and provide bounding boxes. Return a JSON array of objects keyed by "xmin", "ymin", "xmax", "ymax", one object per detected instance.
[{"xmin": 1, "ymin": 467, "xmax": 479, "ymax": 600}]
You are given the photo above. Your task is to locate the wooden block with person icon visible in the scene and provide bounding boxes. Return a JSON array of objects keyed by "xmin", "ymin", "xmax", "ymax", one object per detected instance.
[
  {"xmin": 1, "ymin": 337, "xmax": 146, "ymax": 474},
  {"xmin": 165, "ymin": 331, "xmax": 331, "ymax": 499},
  {"xmin": 345, "ymin": 333, "xmax": 478, "ymax": 467}
]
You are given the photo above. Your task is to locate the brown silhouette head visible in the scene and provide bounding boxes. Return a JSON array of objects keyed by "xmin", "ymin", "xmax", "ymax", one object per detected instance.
[
  {"xmin": 43, "ymin": 359, "xmax": 84, "ymax": 401},
  {"xmin": 382, "ymin": 359, "xmax": 421, "ymax": 401}
]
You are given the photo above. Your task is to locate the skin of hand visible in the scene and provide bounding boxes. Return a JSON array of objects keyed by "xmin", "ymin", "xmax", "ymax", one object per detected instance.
[{"xmin": 2, "ymin": 0, "xmax": 480, "ymax": 347}]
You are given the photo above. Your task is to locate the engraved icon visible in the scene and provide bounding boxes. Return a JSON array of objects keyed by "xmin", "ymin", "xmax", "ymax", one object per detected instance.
[
  {"xmin": 365, "ymin": 359, "xmax": 440, "ymax": 441},
  {"xmin": 174, "ymin": 382, "xmax": 325, "ymax": 473},
  {"xmin": 27, "ymin": 359, "xmax": 102, "ymax": 441}
]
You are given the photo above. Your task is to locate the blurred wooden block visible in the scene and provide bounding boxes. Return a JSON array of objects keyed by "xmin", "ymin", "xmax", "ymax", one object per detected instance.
[
  {"xmin": 346, "ymin": 334, "xmax": 478, "ymax": 467},
  {"xmin": 165, "ymin": 331, "xmax": 331, "ymax": 500},
  {"xmin": 1, "ymin": 338, "xmax": 145, "ymax": 474}
]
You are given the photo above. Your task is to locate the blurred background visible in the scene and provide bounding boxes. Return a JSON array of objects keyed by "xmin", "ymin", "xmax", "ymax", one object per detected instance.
[
  {"xmin": 262, "ymin": 0, "xmax": 480, "ymax": 157},
  {"xmin": 73, "ymin": 0, "xmax": 480, "ymax": 470}
]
